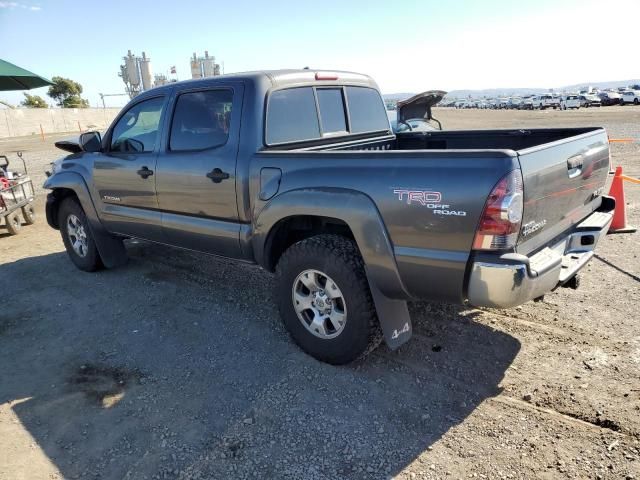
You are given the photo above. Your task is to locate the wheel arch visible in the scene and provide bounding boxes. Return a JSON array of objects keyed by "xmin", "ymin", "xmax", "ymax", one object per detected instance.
[
  {"xmin": 44, "ymin": 172, "xmax": 127, "ymax": 268},
  {"xmin": 263, "ymin": 214, "xmax": 355, "ymax": 272},
  {"xmin": 44, "ymin": 172, "xmax": 100, "ymax": 230},
  {"xmin": 253, "ymin": 188, "xmax": 410, "ymax": 301}
]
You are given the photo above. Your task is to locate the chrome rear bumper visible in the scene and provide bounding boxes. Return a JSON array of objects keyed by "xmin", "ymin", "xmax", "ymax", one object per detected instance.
[{"xmin": 467, "ymin": 203, "xmax": 614, "ymax": 309}]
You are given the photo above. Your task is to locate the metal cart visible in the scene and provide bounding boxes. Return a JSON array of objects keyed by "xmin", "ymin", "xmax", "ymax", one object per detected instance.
[{"xmin": 1, "ymin": 151, "xmax": 35, "ymax": 235}]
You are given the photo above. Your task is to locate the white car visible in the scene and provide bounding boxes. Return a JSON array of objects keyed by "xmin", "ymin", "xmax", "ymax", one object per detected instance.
[
  {"xmin": 533, "ymin": 94, "xmax": 559, "ymax": 110},
  {"xmin": 620, "ymin": 90, "xmax": 640, "ymax": 105},
  {"xmin": 561, "ymin": 95, "xmax": 581, "ymax": 110}
]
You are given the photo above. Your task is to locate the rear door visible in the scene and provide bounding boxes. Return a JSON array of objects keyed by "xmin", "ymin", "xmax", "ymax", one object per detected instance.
[
  {"xmin": 155, "ymin": 84, "xmax": 243, "ymax": 257},
  {"xmin": 93, "ymin": 95, "xmax": 167, "ymax": 240},
  {"xmin": 516, "ymin": 129, "xmax": 610, "ymax": 255}
]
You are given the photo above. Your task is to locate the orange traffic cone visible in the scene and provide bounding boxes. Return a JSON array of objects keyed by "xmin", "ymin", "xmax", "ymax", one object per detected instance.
[{"xmin": 608, "ymin": 166, "xmax": 636, "ymax": 234}]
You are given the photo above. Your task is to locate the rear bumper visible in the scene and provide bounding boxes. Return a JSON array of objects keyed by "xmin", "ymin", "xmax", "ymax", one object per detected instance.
[{"xmin": 467, "ymin": 198, "xmax": 614, "ymax": 309}]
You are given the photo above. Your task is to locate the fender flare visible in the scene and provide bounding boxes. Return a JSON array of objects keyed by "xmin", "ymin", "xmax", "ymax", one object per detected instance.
[
  {"xmin": 253, "ymin": 187, "xmax": 413, "ymax": 349},
  {"xmin": 43, "ymin": 172, "xmax": 127, "ymax": 268}
]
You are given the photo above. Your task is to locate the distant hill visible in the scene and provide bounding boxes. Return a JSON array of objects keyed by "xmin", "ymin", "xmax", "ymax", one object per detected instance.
[{"xmin": 383, "ymin": 79, "xmax": 640, "ymax": 101}]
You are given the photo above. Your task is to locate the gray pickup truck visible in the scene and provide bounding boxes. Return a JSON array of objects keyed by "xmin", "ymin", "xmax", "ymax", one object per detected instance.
[{"xmin": 45, "ymin": 69, "xmax": 614, "ymax": 364}]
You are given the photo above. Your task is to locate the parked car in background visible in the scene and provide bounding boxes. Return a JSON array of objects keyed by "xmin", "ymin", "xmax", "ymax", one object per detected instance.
[
  {"xmin": 561, "ymin": 94, "xmax": 581, "ymax": 110},
  {"xmin": 579, "ymin": 94, "xmax": 602, "ymax": 108},
  {"xmin": 598, "ymin": 91, "xmax": 621, "ymax": 106},
  {"xmin": 387, "ymin": 90, "xmax": 446, "ymax": 132},
  {"xmin": 621, "ymin": 90, "xmax": 640, "ymax": 105},
  {"xmin": 532, "ymin": 94, "xmax": 559, "ymax": 110},
  {"xmin": 520, "ymin": 96, "xmax": 534, "ymax": 110},
  {"xmin": 508, "ymin": 97, "xmax": 523, "ymax": 109}
]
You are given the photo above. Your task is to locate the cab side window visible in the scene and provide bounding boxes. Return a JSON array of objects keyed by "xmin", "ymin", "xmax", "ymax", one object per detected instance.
[
  {"xmin": 266, "ymin": 87, "xmax": 320, "ymax": 144},
  {"xmin": 169, "ymin": 89, "xmax": 233, "ymax": 151},
  {"xmin": 110, "ymin": 97, "xmax": 165, "ymax": 153}
]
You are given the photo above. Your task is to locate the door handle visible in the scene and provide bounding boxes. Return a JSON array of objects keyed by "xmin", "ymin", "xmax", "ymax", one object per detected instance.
[
  {"xmin": 137, "ymin": 166, "xmax": 154, "ymax": 179},
  {"xmin": 206, "ymin": 168, "xmax": 230, "ymax": 183}
]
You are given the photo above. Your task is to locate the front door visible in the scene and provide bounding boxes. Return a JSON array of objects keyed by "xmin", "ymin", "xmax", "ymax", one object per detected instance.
[
  {"xmin": 93, "ymin": 95, "xmax": 167, "ymax": 241},
  {"xmin": 155, "ymin": 85, "xmax": 243, "ymax": 257}
]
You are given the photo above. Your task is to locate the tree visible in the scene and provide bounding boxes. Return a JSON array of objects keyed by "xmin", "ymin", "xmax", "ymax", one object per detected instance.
[
  {"xmin": 21, "ymin": 93, "xmax": 48, "ymax": 108},
  {"xmin": 47, "ymin": 76, "xmax": 89, "ymax": 108}
]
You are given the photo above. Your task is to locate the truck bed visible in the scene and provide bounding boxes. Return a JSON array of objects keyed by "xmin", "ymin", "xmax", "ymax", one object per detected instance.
[
  {"xmin": 266, "ymin": 126, "xmax": 610, "ymax": 301},
  {"xmin": 392, "ymin": 127, "xmax": 601, "ymax": 151}
]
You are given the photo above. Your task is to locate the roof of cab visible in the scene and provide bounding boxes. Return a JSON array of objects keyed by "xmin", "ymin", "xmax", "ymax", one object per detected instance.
[{"xmin": 140, "ymin": 69, "xmax": 379, "ymax": 97}]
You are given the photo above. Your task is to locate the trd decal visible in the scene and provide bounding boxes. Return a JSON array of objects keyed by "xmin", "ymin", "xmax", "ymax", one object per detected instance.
[
  {"xmin": 394, "ymin": 189, "xmax": 442, "ymax": 205},
  {"xmin": 393, "ymin": 189, "xmax": 467, "ymax": 216}
]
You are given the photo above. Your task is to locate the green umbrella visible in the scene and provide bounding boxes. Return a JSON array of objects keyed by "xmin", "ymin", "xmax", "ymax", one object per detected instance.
[{"xmin": 0, "ymin": 58, "xmax": 53, "ymax": 91}]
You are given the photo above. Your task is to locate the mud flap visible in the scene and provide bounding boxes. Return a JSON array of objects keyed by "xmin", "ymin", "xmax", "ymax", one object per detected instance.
[
  {"xmin": 367, "ymin": 276, "xmax": 412, "ymax": 349},
  {"xmin": 88, "ymin": 220, "xmax": 128, "ymax": 269}
]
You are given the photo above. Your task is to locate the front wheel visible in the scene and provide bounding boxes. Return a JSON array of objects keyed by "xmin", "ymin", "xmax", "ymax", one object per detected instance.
[
  {"xmin": 58, "ymin": 197, "xmax": 102, "ymax": 272},
  {"xmin": 275, "ymin": 235, "xmax": 382, "ymax": 364}
]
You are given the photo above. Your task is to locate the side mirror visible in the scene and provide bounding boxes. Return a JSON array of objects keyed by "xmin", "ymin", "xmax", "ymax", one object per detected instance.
[{"xmin": 79, "ymin": 131, "xmax": 102, "ymax": 153}]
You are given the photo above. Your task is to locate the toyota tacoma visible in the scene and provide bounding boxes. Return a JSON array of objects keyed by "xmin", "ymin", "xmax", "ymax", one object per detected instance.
[{"xmin": 45, "ymin": 69, "xmax": 614, "ymax": 364}]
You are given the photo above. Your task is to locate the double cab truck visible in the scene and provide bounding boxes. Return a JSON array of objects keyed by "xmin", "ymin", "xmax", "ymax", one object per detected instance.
[{"xmin": 45, "ymin": 69, "xmax": 614, "ymax": 364}]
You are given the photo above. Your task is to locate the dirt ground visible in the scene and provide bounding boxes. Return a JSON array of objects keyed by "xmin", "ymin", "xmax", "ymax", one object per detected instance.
[{"xmin": 0, "ymin": 107, "xmax": 638, "ymax": 480}]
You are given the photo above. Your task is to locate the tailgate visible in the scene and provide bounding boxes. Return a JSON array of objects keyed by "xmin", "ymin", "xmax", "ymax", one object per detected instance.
[{"xmin": 516, "ymin": 128, "xmax": 610, "ymax": 255}]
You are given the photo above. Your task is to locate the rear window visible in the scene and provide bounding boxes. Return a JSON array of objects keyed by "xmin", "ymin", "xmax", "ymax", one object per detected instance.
[
  {"xmin": 265, "ymin": 85, "xmax": 389, "ymax": 145},
  {"xmin": 346, "ymin": 86, "xmax": 389, "ymax": 133},
  {"xmin": 316, "ymin": 88, "xmax": 347, "ymax": 134},
  {"xmin": 266, "ymin": 87, "xmax": 320, "ymax": 144}
]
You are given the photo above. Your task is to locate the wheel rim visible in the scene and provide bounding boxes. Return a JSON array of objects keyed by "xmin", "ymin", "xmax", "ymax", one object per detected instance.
[
  {"xmin": 292, "ymin": 269, "xmax": 347, "ymax": 339},
  {"xmin": 66, "ymin": 214, "xmax": 88, "ymax": 258}
]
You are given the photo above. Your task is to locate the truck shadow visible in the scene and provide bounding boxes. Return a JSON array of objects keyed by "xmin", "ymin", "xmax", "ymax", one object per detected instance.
[{"xmin": 0, "ymin": 242, "xmax": 520, "ymax": 479}]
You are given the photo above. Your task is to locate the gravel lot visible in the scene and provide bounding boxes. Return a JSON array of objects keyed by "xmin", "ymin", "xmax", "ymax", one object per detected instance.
[{"xmin": 0, "ymin": 107, "xmax": 638, "ymax": 479}]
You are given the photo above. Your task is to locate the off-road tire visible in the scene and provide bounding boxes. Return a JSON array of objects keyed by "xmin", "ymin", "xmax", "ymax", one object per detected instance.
[
  {"xmin": 58, "ymin": 197, "xmax": 103, "ymax": 272},
  {"xmin": 21, "ymin": 204, "xmax": 36, "ymax": 225},
  {"xmin": 5, "ymin": 212, "xmax": 21, "ymax": 235},
  {"xmin": 275, "ymin": 234, "xmax": 382, "ymax": 364}
]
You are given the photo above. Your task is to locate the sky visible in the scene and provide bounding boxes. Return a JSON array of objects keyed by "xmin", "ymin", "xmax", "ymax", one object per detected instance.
[{"xmin": 1, "ymin": 0, "xmax": 638, "ymax": 108}]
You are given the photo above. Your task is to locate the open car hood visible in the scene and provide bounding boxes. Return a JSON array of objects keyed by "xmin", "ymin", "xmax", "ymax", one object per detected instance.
[{"xmin": 397, "ymin": 90, "xmax": 447, "ymax": 122}]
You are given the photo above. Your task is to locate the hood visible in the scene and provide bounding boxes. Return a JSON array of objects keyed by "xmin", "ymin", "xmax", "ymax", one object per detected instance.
[{"xmin": 396, "ymin": 90, "xmax": 447, "ymax": 122}]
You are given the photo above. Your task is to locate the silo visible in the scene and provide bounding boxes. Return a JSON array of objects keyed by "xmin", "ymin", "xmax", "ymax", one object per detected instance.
[
  {"xmin": 190, "ymin": 53, "xmax": 202, "ymax": 79},
  {"xmin": 124, "ymin": 50, "xmax": 140, "ymax": 87},
  {"xmin": 202, "ymin": 51, "xmax": 216, "ymax": 78},
  {"xmin": 140, "ymin": 52, "xmax": 153, "ymax": 91}
]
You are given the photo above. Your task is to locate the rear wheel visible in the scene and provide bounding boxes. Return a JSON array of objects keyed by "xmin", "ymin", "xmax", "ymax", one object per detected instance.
[
  {"xmin": 635, "ymin": 98, "xmax": 639, "ymax": 105},
  {"xmin": 5, "ymin": 212, "xmax": 21, "ymax": 235},
  {"xmin": 275, "ymin": 234, "xmax": 382, "ymax": 364},
  {"xmin": 58, "ymin": 198, "xmax": 102, "ymax": 272},
  {"xmin": 21, "ymin": 204, "xmax": 36, "ymax": 225}
]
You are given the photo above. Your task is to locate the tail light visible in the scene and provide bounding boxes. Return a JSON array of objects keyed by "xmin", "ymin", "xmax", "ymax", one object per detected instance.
[{"xmin": 473, "ymin": 169, "xmax": 524, "ymax": 250}]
